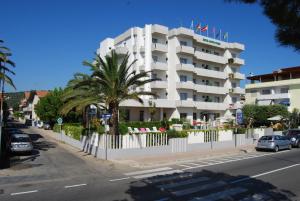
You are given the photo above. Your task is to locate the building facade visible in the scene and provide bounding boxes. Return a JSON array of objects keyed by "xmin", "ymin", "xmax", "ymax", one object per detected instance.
[
  {"xmin": 98, "ymin": 24, "xmax": 245, "ymax": 124},
  {"xmin": 246, "ymin": 66, "xmax": 300, "ymax": 112}
]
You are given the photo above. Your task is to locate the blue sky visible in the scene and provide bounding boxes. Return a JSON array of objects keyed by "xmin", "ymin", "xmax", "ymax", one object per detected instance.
[{"xmin": 1, "ymin": 0, "xmax": 300, "ymax": 92}]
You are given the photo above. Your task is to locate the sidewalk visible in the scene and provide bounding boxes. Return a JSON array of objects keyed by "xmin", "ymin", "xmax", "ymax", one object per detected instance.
[{"xmin": 111, "ymin": 144, "xmax": 256, "ymax": 168}]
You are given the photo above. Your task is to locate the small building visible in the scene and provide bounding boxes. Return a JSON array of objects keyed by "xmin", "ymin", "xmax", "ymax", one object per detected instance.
[{"xmin": 245, "ymin": 66, "xmax": 300, "ymax": 112}]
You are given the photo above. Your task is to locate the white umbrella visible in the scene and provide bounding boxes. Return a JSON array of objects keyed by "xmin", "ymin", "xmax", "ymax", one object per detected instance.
[{"xmin": 267, "ymin": 115, "xmax": 283, "ymax": 121}]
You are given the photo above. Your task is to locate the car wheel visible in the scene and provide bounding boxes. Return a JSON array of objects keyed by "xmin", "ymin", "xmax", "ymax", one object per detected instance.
[
  {"xmin": 288, "ymin": 144, "xmax": 292, "ymax": 150},
  {"xmin": 255, "ymin": 148, "xmax": 260, "ymax": 151},
  {"xmin": 274, "ymin": 146, "xmax": 279, "ymax": 152}
]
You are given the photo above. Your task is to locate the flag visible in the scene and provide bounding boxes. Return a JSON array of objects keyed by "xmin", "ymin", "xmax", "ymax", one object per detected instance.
[
  {"xmin": 195, "ymin": 23, "xmax": 201, "ymax": 32},
  {"xmin": 212, "ymin": 27, "xmax": 216, "ymax": 38},
  {"xmin": 190, "ymin": 20, "xmax": 194, "ymax": 30},
  {"xmin": 201, "ymin": 25, "xmax": 208, "ymax": 32},
  {"xmin": 223, "ymin": 32, "xmax": 228, "ymax": 41}
]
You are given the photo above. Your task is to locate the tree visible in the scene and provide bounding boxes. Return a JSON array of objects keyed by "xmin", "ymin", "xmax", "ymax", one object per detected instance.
[
  {"xmin": 148, "ymin": 100, "xmax": 157, "ymax": 121},
  {"xmin": 61, "ymin": 51, "xmax": 157, "ymax": 135},
  {"xmin": 229, "ymin": 0, "xmax": 300, "ymax": 52},
  {"xmin": 0, "ymin": 40, "xmax": 16, "ymax": 89},
  {"xmin": 289, "ymin": 109, "xmax": 300, "ymax": 128},
  {"xmin": 35, "ymin": 88, "xmax": 63, "ymax": 125}
]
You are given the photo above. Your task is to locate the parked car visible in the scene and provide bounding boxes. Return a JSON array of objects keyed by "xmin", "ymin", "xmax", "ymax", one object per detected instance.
[
  {"xmin": 283, "ymin": 129, "xmax": 300, "ymax": 148},
  {"xmin": 256, "ymin": 135, "xmax": 291, "ymax": 152},
  {"xmin": 37, "ymin": 120, "xmax": 43, "ymax": 128},
  {"xmin": 43, "ymin": 122, "xmax": 51, "ymax": 130},
  {"xmin": 9, "ymin": 133, "xmax": 33, "ymax": 154}
]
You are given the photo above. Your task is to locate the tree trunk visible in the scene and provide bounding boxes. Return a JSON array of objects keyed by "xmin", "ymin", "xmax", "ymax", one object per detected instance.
[{"xmin": 109, "ymin": 102, "xmax": 119, "ymax": 136}]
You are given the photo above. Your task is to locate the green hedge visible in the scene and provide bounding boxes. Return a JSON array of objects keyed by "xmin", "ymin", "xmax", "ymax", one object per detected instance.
[
  {"xmin": 166, "ymin": 129, "xmax": 188, "ymax": 139},
  {"xmin": 63, "ymin": 124, "xmax": 84, "ymax": 140},
  {"xmin": 120, "ymin": 121, "xmax": 163, "ymax": 129}
]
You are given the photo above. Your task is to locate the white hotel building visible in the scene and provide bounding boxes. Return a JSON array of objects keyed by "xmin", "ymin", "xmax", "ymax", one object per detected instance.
[{"xmin": 98, "ymin": 24, "xmax": 245, "ymax": 124}]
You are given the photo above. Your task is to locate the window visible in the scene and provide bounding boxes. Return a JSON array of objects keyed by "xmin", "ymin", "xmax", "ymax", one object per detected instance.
[
  {"xmin": 232, "ymin": 53, "xmax": 237, "ymax": 58},
  {"xmin": 214, "ymin": 97, "xmax": 220, "ymax": 103},
  {"xmin": 180, "ymin": 113, "xmax": 187, "ymax": 119},
  {"xmin": 213, "ymin": 51, "xmax": 219, "ymax": 55},
  {"xmin": 180, "ymin": 75, "xmax": 187, "ymax": 82},
  {"xmin": 193, "ymin": 113, "xmax": 197, "ymax": 120},
  {"xmin": 180, "ymin": 41, "xmax": 187, "ymax": 46},
  {"xmin": 250, "ymin": 90, "xmax": 257, "ymax": 93},
  {"xmin": 152, "ymin": 38, "xmax": 158, "ymax": 43},
  {"xmin": 231, "ymin": 67, "xmax": 237, "ymax": 73},
  {"xmin": 232, "ymin": 97, "xmax": 237, "ymax": 103},
  {"xmin": 180, "ymin": 93, "xmax": 188, "ymax": 100},
  {"xmin": 262, "ymin": 89, "xmax": 271, "ymax": 95},
  {"xmin": 193, "ymin": 94, "xmax": 197, "ymax": 101},
  {"xmin": 214, "ymin": 66, "xmax": 220, "ymax": 71},
  {"xmin": 180, "ymin": 58, "xmax": 188, "ymax": 64},
  {"xmin": 280, "ymin": 88, "xmax": 289, "ymax": 93},
  {"xmin": 193, "ymin": 79, "xmax": 196, "ymax": 84},
  {"xmin": 125, "ymin": 109, "xmax": 130, "ymax": 122},
  {"xmin": 139, "ymin": 110, "xmax": 144, "ymax": 121},
  {"xmin": 232, "ymin": 82, "xmax": 237, "ymax": 88},
  {"xmin": 153, "ymin": 55, "xmax": 158, "ymax": 62},
  {"xmin": 152, "ymin": 73, "xmax": 157, "ymax": 79},
  {"xmin": 214, "ymin": 81, "xmax": 220, "ymax": 87}
]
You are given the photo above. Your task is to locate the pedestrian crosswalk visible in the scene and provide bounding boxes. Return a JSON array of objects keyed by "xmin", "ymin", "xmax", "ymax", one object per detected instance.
[
  {"xmin": 121, "ymin": 151, "xmax": 287, "ymax": 200},
  {"xmin": 176, "ymin": 151, "xmax": 281, "ymax": 170}
]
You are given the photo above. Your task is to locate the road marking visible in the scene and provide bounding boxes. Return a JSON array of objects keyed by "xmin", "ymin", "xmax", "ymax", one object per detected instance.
[
  {"xmin": 64, "ymin": 183, "xmax": 87, "ymax": 188},
  {"xmin": 146, "ymin": 172, "xmax": 193, "ymax": 184},
  {"xmin": 181, "ymin": 150, "xmax": 292, "ymax": 171},
  {"xmin": 133, "ymin": 170, "xmax": 183, "ymax": 179},
  {"xmin": 155, "ymin": 198, "xmax": 170, "ymax": 201},
  {"xmin": 172, "ymin": 181, "xmax": 226, "ymax": 197},
  {"xmin": 158, "ymin": 177, "xmax": 210, "ymax": 190},
  {"xmin": 185, "ymin": 162, "xmax": 200, "ymax": 166},
  {"xmin": 109, "ymin": 177, "xmax": 131, "ymax": 182},
  {"xmin": 231, "ymin": 163, "xmax": 300, "ymax": 184},
  {"xmin": 190, "ymin": 187, "xmax": 247, "ymax": 201},
  {"xmin": 124, "ymin": 167, "xmax": 172, "ymax": 176},
  {"xmin": 178, "ymin": 164, "xmax": 193, "ymax": 168},
  {"xmin": 11, "ymin": 190, "xmax": 38, "ymax": 196}
]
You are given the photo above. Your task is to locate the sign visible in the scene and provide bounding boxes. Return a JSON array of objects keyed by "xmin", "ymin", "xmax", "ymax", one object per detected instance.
[
  {"xmin": 203, "ymin": 38, "xmax": 221, "ymax": 46},
  {"xmin": 101, "ymin": 114, "xmax": 112, "ymax": 119},
  {"xmin": 236, "ymin": 109, "xmax": 243, "ymax": 125},
  {"xmin": 57, "ymin": 117, "xmax": 63, "ymax": 125}
]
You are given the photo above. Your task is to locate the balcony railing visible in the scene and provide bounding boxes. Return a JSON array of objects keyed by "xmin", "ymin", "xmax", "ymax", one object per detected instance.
[
  {"xmin": 176, "ymin": 45, "xmax": 194, "ymax": 55},
  {"xmin": 194, "ymin": 51, "xmax": 227, "ymax": 65},
  {"xmin": 176, "ymin": 81, "xmax": 194, "ymax": 89},
  {"xmin": 151, "ymin": 43, "xmax": 168, "ymax": 52},
  {"xmin": 195, "ymin": 68, "xmax": 227, "ymax": 80},
  {"xmin": 175, "ymin": 100, "xmax": 195, "ymax": 108},
  {"xmin": 176, "ymin": 63, "xmax": 194, "ymax": 72},
  {"xmin": 194, "ymin": 102, "xmax": 227, "ymax": 110},
  {"xmin": 151, "ymin": 61, "xmax": 168, "ymax": 71},
  {"xmin": 150, "ymin": 80, "xmax": 168, "ymax": 89},
  {"xmin": 232, "ymin": 87, "xmax": 245, "ymax": 94},
  {"xmin": 194, "ymin": 85, "xmax": 228, "ymax": 95},
  {"xmin": 115, "ymin": 46, "xmax": 128, "ymax": 55},
  {"xmin": 257, "ymin": 93, "xmax": 289, "ymax": 100}
]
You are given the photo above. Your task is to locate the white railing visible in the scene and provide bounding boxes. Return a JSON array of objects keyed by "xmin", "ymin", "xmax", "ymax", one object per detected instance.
[{"xmin": 187, "ymin": 130, "xmax": 233, "ymax": 144}]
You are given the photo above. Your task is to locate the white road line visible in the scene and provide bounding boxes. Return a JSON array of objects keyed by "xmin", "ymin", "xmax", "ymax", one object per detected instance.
[
  {"xmin": 231, "ymin": 163, "xmax": 300, "ymax": 184},
  {"xmin": 185, "ymin": 162, "xmax": 200, "ymax": 166},
  {"xmin": 158, "ymin": 177, "xmax": 210, "ymax": 190},
  {"xmin": 11, "ymin": 190, "xmax": 38, "ymax": 196},
  {"xmin": 124, "ymin": 167, "xmax": 172, "ymax": 176},
  {"xmin": 64, "ymin": 183, "xmax": 87, "ymax": 188},
  {"xmin": 133, "ymin": 170, "xmax": 183, "ymax": 179},
  {"xmin": 146, "ymin": 172, "xmax": 193, "ymax": 184},
  {"xmin": 181, "ymin": 150, "xmax": 292, "ymax": 171},
  {"xmin": 172, "ymin": 181, "xmax": 226, "ymax": 197},
  {"xmin": 109, "ymin": 177, "xmax": 131, "ymax": 182},
  {"xmin": 190, "ymin": 187, "xmax": 247, "ymax": 201},
  {"xmin": 178, "ymin": 164, "xmax": 193, "ymax": 168}
]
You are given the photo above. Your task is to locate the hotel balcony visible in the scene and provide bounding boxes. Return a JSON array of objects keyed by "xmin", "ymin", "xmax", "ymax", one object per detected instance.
[
  {"xmin": 151, "ymin": 43, "xmax": 168, "ymax": 52},
  {"xmin": 228, "ymin": 102, "xmax": 244, "ymax": 110},
  {"xmin": 194, "ymin": 102, "xmax": 227, "ymax": 111},
  {"xmin": 175, "ymin": 100, "xmax": 195, "ymax": 108},
  {"xmin": 150, "ymin": 80, "xmax": 168, "ymax": 89},
  {"xmin": 120, "ymin": 99, "xmax": 176, "ymax": 109},
  {"xmin": 176, "ymin": 81, "xmax": 194, "ymax": 90},
  {"xmin": 151, "ymin": 24, "xmax": 168, "ymax": 35},
  {"xmin": 115, "ymin": 46, "xmax": 128, "ymax": 55},
  {"xmin": 229, "ymin": 58, "xmax": 245, "ymax": 66},
  {"xmin": 176, "ymin": 45, "xmax": 195, "ymax": 55},
  {"xmin": 176, "ymin": 63, "xmax": 194, "ymax": 73},
  {"xmin": 257, "ymin": 93, "xmax": 289, "ymax": 100},
  {"xmin": 195, "ymin": 68, "xmax": 227, "ymax": 79},
  {"xmin": 230, "ymin": 87, "xmax": 245, "ymax": 94},
  {"xmin": 194, "ymin": 51, "xmax": 227, "ymax": 65},
  {"xmin": 151, "ymin": 61, "xmax": 168, "ymax": 71},
  {"xmin": 234, "ymin": 72, "xmax": 245, "ymax": 80},
  {"xmin": 194, "ymin": 85, "xmax": 228, "ymax": 95}
]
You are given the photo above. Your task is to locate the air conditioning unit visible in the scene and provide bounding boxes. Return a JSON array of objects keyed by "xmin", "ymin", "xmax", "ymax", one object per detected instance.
[{"xmin": 229, "ymin": 88, "xmax": 234, "ymax": 93}]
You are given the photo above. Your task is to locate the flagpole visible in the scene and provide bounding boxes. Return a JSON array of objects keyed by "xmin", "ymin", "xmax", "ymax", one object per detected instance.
[
  {"xmin": 227, "ymin": 33, "xmax": 229, "ymax": 42},
  {"xmin": 206, "ymin": 27, "xmax": 208, "ymax": 37},
  {"xmin": 220, "ymin": 30, "xmax": 222, "ymax": 40}
]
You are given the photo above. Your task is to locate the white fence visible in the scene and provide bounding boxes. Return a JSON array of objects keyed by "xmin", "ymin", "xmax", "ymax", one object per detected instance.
[{"xmin": 187, "ymin": 130, "xmax": 233, "ymax": 144}]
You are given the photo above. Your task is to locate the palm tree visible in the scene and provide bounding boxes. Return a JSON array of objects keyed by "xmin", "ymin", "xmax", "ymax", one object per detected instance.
[
  {"xmin": 62, "ymin": 51, "xmax": 157, "ymax": 135},
  {"xmin": 0, "ymin": 40, "xmax": 16, "ymax": 90}
]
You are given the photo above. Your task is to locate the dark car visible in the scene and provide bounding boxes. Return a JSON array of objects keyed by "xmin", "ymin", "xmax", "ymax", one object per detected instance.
[{"xmin": 284, "ymin": 129, "xmax": 300, "ymax": 148}]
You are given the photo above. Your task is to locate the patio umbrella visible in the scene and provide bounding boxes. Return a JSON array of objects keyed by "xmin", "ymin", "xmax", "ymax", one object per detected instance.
[{"xmin": 267, "ymin": 115, "xmax": 283, "ymax": 121}]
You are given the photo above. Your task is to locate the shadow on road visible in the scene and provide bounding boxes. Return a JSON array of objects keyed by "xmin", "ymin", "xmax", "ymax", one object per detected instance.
[{"xmin": 119, "ymin": 169, "xmax": 296, "ymax": 201}]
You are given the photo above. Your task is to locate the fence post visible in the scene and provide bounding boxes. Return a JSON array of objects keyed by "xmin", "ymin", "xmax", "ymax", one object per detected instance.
[{"xmin": 210, "ymin": 130, "xmax": 213, "ymax": 149}]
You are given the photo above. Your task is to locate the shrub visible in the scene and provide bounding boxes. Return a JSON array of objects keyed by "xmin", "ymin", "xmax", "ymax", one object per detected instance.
[
  {"xmin": 62, "ymin": 123, "xmax": 84, "ymax": 140},
  {"xmin": 53, "ymin": 124, "xmax": 61, "ymax": 133},
  {"xmin": 233, "ymin": 127, "xmax": 246, "ymax": 134},
  {"xmin": 166, "ymin": 129, "xmax": 188, "ymax": 139},
  {"xmin": 170, "ymin": 118, "xmax": 183, "ymax": 124},
  {"xmin": 118, "ymin": 123, "xmax": 129, "ymax": 135}
]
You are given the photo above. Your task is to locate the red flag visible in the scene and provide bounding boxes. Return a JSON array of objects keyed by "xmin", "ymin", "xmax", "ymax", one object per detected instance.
[{"xmin": 201, "ymin": 25, "xmax": 208, "ymax": 32}]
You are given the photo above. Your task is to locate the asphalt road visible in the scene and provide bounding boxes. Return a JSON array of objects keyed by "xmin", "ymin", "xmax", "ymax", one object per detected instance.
[{"xmin": 0, "ymin": 123, "xmax": 299, "ymax": 201}]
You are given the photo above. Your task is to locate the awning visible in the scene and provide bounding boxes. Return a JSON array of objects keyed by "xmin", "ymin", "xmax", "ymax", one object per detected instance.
[{"xmin": 267, "ymin": 115, "xmax": 283, "ymax": 121}]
